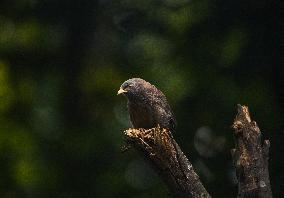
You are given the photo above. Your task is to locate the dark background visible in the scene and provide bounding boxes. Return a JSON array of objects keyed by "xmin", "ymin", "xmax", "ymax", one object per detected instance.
[{"xmin": 0, "ymin": 0, "xmax": 283, "ymax": 197}]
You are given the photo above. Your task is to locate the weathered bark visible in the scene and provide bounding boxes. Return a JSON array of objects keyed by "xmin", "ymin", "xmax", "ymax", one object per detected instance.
[
  {"xmin": 124, "ymin": 127, "xmax": 210, "ymax": 198},
  {"xmin": 232, "ymin": 105, "xmax": 272, "ymax": 198},
  {"xmin": 123, "ymin": 105, "xmax": 273, "ymax": 197}
]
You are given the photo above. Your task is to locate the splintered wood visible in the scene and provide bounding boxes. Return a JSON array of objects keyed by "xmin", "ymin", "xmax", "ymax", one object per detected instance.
[
  {"xmin": 232, "ymin": 105, "xmax": 272, "ymax": 198},
  {"xmin": 124, "ymin": 126, "xmax": 175, "ymax": 158},
  {"xmin": 123, "ymin": 126, "xmax": 210, "ymax": 198}
]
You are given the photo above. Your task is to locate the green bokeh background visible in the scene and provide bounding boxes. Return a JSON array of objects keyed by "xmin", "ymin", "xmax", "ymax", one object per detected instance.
[{"xmin": 0, "ymin": 0, "xmax": 283, "ymax": 197}]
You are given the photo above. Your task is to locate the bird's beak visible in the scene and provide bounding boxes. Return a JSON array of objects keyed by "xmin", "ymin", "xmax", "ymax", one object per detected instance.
[{"xmin": 117, "ymin": 88, "xmax": 127, "ymax": 95}]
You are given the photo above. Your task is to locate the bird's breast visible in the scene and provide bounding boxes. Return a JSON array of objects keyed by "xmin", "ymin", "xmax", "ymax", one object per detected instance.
[{"xmin": 128, "ymin": 101, "xmax": 156, "ymax": 129}]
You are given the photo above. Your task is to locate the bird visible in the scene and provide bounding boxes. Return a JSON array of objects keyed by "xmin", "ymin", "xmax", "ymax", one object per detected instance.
[
  {"xmin": 117, "ymin": 78, "xmax": 176, "ymax": 132},
  {"xmin": 118, "ymin": 78, "xmax": 183, "ymax": 177}
]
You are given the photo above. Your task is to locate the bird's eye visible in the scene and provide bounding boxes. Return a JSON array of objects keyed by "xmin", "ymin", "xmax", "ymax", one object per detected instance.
[
  {"xmin": 125, "ymin": 84, "xmax": 132, "ymax": 89},
  {"xmin": 123, "ymin": 82, "xmax": 133, "ymax": 90}
]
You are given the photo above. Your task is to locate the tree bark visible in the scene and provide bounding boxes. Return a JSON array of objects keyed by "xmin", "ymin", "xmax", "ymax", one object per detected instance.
[
  {"xmin": 124, "ymin": 127, "xmax": 210, "ymax": 198},
  {"xmin": 123, "ymin": 105, "xmax": 273, "ymax": 198},
  {"xmin": 231, "ymin": 105, "xmax": 272, "ymax": 198}
]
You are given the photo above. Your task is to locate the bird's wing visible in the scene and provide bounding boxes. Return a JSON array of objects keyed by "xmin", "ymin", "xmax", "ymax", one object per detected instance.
[{"xmin": 152, "ymin": 88, "xmax": 177, "ymax": 132}]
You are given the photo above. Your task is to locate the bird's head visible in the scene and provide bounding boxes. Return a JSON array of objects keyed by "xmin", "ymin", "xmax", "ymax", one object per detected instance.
[{"xmin": 117, "ymin": 78, "xmax": 150, "ymax": 101}]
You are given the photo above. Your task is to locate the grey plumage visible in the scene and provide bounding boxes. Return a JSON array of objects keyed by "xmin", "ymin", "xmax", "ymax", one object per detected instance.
[{"xmin": 118, "ymin": 78, "xmax": 176, "ymax": 132}]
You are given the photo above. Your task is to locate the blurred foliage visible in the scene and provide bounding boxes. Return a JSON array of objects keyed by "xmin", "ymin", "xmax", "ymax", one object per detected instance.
[{"xmin": 0, "ymin": 0, "xmax": 283, "ymax": 197}]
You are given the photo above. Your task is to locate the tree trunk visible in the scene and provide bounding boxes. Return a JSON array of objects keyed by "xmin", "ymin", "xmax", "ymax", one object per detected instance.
[
  {"xmin": 124, "ymin": 127, "xmax": 210, "ymax": 198},
  {"xmin": 231, "ymin": 105, "xmax": 272, "ymax": 198}
]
